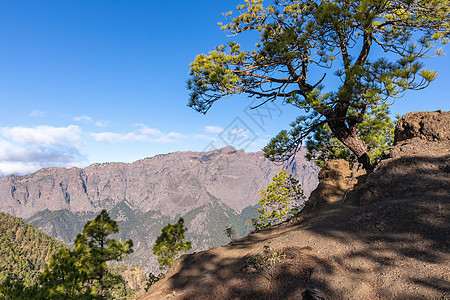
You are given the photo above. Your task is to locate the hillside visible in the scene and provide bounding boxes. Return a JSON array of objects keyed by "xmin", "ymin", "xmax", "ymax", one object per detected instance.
[
  {"xmin": 24, "ymin": 199, "xmax": 258, "ymax": 272},
  {"xmin": 0, "ymin": 211, "xmax": 65, "ymax": 286},
  {"xmin": 140, "ymin": 110, "xmax": 450, "ymax": 299},
  {"xmin": 0, "ymin": 146, "xmax": 319, "ymax": 272}
]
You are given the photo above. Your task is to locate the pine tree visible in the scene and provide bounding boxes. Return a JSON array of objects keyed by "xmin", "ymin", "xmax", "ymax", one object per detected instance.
[
  {"xmin": 255, "ymin": 169, "xmax": 305, "ymax": 228},
  {"xmin": 305, "ymin": 103, "xmax": 395, "ymax": 167},
  {"xmin": 74, "ymin": 210, "xmax": 133, "ymax": 299},
  {"xmin": 0, "ymin": 211, "xmax": 133, "ymax": 299},
  {"xmin": 224, "ymin": 225, "xmax": 236, "ymax": 242},
  {"xmin": 39, "ymin": 248, "xmax": 89, "ymax": 299},
  {"xmin": 0, "ymin": 211, "xmax": 65, "ymax": 290},
  {"xmin": 152, "ymin": 218, "xmax": 192, "ymax": 270},
  {"xmin": 187, "ymin": 0, "xmax": 449, "ymax": 170}
]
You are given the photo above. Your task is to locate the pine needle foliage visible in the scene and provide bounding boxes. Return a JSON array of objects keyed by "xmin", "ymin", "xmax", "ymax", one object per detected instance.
[
  {"xmin": 224, "ymin": 225, "xmax": 236, "ymax": 242},
  {"xmin": 0, "ymin": 212, "xmax": 65, "ymax": 287},
  {"xmin": 305, "ymin": 103, "xmax": 395, "ymax": 167},
  {"xmin": 187, "ymin": 0, "xmax": 450, "ymax": 170},
  {"xmin": 72, "ymin": 210, "xmax": 133, "ymax": 298},
  {"xmin": 0, "ymin": 210, "xmax": 134, "ymax": 300},
  {"xmin": 255, "ymin": 169, "xmax": 305, "ymax": 229},
  {"xmin": 152, "ymin": 218, "xmax": 192, "ymax": 270}
]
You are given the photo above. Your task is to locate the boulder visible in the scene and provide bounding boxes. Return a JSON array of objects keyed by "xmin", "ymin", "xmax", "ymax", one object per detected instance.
[
  {"xmin": 305, "ymin": 159, "xmax": 358, "ymax": 210},
  {"xmin": 361, "ymin": 110, "xmax": 450, "ymax": 204},
  {"xmin": 394, "ymin": 110, "xmax": 450, "ymax": 143}
]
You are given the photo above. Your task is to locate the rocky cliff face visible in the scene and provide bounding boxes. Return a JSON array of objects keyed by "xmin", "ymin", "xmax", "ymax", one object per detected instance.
[{"xmin": 0, "ymin": 146, "xmax": 319, "ymax": 219}]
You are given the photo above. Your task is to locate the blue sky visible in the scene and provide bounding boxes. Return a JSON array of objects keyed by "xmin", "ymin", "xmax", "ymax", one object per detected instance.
[{"xmin": 0, "ymin": 0, "xmax": 449, "ymax": 177}]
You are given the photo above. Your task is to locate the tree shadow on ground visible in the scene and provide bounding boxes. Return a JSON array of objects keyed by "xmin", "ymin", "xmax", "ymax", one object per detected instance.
[
  {"xmin": 146, "ymin": 155, "xmax": 449, "ymax": 299},
  {"xmin": 166, "ymin": 246, "xmax": 332, "ymax": 300},
  {"xmin": 298, "ymin": 155, "xmax": 450, "ymax": 298}
]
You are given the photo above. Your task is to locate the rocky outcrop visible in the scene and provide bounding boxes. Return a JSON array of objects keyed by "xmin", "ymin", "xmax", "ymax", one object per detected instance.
[
  {"xmin": 0, "ymin": 146, "xmax": 319, "ymax": 219},
  {"xmin": 306, "ymin": 159, "xmax": 351, "ymax": 209},
  {"xmin": 308, "ymin": 110, "xmax": 450, "ymax": 210},
  {"xmin": 361, "ymin": 110, "xmax": 450, "ymax": 204},
  {"xmin": 394, "ymin": 110, "xmax": 450, "ymax": 143},
  {"xmin": 305, "ymin": 159, "xmax": 364, "ymax": 210}
]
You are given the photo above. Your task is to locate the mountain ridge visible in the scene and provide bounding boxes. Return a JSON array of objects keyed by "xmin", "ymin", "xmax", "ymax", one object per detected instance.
[{"xmin": 0, "ymin": 146, "xmax": 319, "ymax": 219}]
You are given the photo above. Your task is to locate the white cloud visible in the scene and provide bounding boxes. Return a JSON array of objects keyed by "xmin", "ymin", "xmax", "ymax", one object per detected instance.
[
  {"xmin": 139, "ymin": 126, "xmax": 162, "ymax": 136},
  {"xmin": 90, "ymin": 132, "xmax": 142, "ymax": 143},
  {"xmin": 0, "ymin": 161, "xmax": 44, "ymax": 178},
  {"xmin": 74, "ymin": 115, "xmax": 109, "ymax": 127},
  {"xmin": 228, "ymin": 128, "xmax": 248, "ymax": 139},
  {"xmin": 73, "ymin": 115, "xmax": 93, "ymax": 123},
  {"xmin": 204, "ymin": 125, "xmax": 224, "ymax": 134},
  {"xmin": 29, "ymin": 110, "xmax": 47, "ymax": 117},
  {"xmin": 0, "ymin": 125, "xmax": 86, "ymax": 177},
  {"xmin": 1, "ymin": 125, "xmax": 82, "ymax": 146},
  {"xmin": 91, "ymin": 125, "xmax": 186, "ymax": 144},
  {"xmin": 95, "ymin": 121, "xmax": 109, "ymax": 127},
  {"xmin": 0, "ymin": 139, "xmax": 30, "ymax": 161}
]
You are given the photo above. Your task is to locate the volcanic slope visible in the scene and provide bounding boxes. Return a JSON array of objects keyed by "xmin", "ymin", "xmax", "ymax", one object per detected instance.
[{"xmin": 140, "ymin": 110, "xmax": 449, "ymax": 300}]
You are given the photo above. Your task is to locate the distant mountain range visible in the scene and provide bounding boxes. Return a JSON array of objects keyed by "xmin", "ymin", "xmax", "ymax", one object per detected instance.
[{"xmin": 0, "ymin": 146, "xmax": 319, "ymax": 271}]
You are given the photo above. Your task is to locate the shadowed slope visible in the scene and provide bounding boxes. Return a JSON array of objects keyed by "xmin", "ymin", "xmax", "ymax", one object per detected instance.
[{"xmin": 140, "ymin": 111, "xmax": 449, "ymax": 300}]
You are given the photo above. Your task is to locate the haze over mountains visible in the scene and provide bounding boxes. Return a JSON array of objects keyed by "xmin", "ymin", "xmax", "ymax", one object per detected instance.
[{"xmin": 0, "ymin": 146, "xmax": 319, "ymax": 271}]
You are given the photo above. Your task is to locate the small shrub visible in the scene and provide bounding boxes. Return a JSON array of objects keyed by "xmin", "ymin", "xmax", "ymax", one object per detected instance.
[
  {"xmin": 224, "ymin": 225, "xmax": 236, "ymax": 242},
  {"xmin": 145, "ymin": 272, "xmax": 163, "ymax": 291}
]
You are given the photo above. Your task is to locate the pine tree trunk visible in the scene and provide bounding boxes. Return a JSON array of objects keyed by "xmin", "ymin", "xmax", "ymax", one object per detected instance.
[
  {"xmin": 98, "ymin": 284, "xmax": 103, "ymax": 298},
  {"xmin": 98, "ymin": 274, "xmax": 104, "ymax": 298},
  {"xmin": 328, "ymin": 120, "xmax": 373, "ymax": 171}
]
